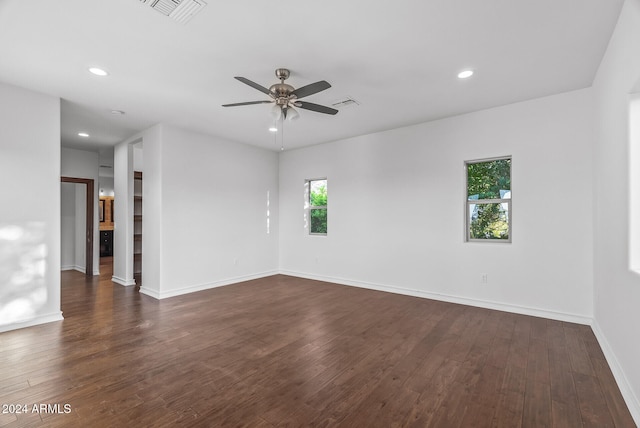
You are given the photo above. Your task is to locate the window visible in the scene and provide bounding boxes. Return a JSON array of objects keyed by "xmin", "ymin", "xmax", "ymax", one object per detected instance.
[
  {"xmin": 308, "ymin": 179, "xmax": 327, "ymax": 235},
  {"xmin": 465, "ymin": 157, "xmax": 511, "ymax": 242}
]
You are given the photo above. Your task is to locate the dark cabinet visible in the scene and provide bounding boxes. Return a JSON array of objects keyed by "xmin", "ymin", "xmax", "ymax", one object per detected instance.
[{"xmin": 100, "ymin": 230, "xmax": 113, "ymax": 257}]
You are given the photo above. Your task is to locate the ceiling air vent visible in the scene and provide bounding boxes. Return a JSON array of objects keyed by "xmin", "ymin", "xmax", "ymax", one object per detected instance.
[
  {"xmin": 142, "ymin": 0, "xmax": 207, "ymax": 24},
  {"xmin": 151, "ymin": 0, "xmax": 180, "ymax": 16},
  {"xmin": 331, "ymin": 97, "xmax": 360, "ymax": 109}
]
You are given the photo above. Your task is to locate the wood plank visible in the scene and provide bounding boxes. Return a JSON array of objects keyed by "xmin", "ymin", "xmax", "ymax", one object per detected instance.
[
  {"xmin": 573, "ymin": 372, "xmax": 615, "ymax": 428},
  {"xmin": 548, "ymin": 341, "xmax": 582, "ymax": 426},
  {"xmin": 522, "ymin": 378, "xmax": 552, "ymax": 428},
  {"xmin": 492, "ymin": 364, "xmax": 526, "ymax": 428},
  {"xmin": 590, "ymin": 357, "xmax": 636, "ymax": 428},
  {"xmin": 564, "ymin": 324, "xmax": 595, "ymax": 376}
]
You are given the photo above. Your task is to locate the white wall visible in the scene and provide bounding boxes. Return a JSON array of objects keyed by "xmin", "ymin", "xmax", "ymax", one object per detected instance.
[
  {"xmin": 61, "ymin": 147, "xmax": 100, "ymax": 275},
  {"xmin": 0, "ymin": 82, "xmax": 61, "ymax": 332},
  {"xmin": 60, "ymin": 181, "xmax": 87, "ymax": 273},
  {"xmin": 133, "ymin": 145, "xmax": 143, "ymax": 172},
  {"xmin": 113, "ymin": 137, "xmax": 137, "ymax": 286},
  {"xmin": 139, "ymin": 124, "xmax": 279, "ymax": 299},
  {"xmin": 60, "ymin": 182, "xmax": 76, "ymax": 270},
  {"xmin": 99, "ymin": 177, "xmax": 114, "ymax": 197},
  {"xmin": 280, "ymin": 88, "xmax": 594, "ymax": 323},
  {"xmin": 592, "ymin": 0, "xmax": 640, "ymax": 422},
  {"xmin": 74, "ymin": 185, "xmax": 86, "ymax": 271}
]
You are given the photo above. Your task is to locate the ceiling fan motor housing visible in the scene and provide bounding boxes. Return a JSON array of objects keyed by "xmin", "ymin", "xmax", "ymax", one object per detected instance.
[
  {"xmin": 270, "ymin": 83, "xmax": 295, "ymax": 105},
  {"xmin": 272, "ymin": 68, "xmax": 293, "ymax": 104}
]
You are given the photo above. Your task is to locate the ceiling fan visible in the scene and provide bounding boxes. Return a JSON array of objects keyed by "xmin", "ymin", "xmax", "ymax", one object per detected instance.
[{"xmin": 222, "ymin": 68, "xmax": 338, "ymax": 120}]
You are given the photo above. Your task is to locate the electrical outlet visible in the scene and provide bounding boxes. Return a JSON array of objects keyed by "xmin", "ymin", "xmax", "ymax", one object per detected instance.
[{"xmin": 481, "ymin": 273, "xmax": 488, "ymax": 284}]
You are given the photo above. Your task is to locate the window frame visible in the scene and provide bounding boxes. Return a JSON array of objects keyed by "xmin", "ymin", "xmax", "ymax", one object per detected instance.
[
  {"xmin": 307, "ymin": 178, "xmax": 328, "ymax": 236},
  {"xmin": 464, "ymin": 156, "xmax": 512, "ymax": 243}
]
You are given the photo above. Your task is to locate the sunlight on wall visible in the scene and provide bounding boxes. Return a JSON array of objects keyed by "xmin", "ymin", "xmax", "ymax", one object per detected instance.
[
  {"xmin": 267, "ymin": 190, "xmax": 271, "ymax": 235},
  {"xmin": 0, "ymin": 222, "xmax": 47, "ymax": 326}
]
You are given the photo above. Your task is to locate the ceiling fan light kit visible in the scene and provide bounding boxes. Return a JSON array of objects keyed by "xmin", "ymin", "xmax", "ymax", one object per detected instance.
[{"xmin": 222, "ymin": 68, "xmax": 339, "ymax": 120}]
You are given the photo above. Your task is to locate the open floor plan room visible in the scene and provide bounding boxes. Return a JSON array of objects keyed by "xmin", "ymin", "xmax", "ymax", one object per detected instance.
[{"xmin": 2, "ymin": 0, "xmax": 640, "ymax": 426}]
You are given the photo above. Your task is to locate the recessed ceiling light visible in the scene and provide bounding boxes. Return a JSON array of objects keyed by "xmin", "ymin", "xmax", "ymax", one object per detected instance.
[
  {"xmin": 78, "ymin": 132, "xmax": 90, "ymax": 138},
  {"xmin": 111, "ymin": 110, "xmax": 125, "ymax": 115},
  {"xmin": 269, "ymin": 127, "xmax": 278, "ymax": 132},
  {"xmin": 458, "ymin": 70, "xmax": 474, "ymax": 79},
  {"xmin": 88, "ymin": 67, "xmax": 109, "ymax": 76}
]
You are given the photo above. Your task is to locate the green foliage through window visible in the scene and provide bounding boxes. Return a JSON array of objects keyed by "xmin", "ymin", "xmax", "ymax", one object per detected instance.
[
  {"xmin": 466, "ymin": 158, "xmax": 511, "ymax": 241},
  {"xmin": 309, "ymin": 179, "xmax": 327, "ymax": 234},
  {"xmin": 467, "ymin": 159, "xmax": 511, "ymax": 199}
]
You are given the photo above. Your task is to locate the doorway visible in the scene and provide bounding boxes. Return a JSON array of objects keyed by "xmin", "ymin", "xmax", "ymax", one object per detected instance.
[{"xmin": 60, "ymin": 177, "xmax": 94, "ymax": 276}]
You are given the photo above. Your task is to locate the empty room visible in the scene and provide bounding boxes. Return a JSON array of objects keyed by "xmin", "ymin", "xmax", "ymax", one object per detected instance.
[{"xmin": 1, "ymin": 0, "xmax": 640, "ymax": 426}]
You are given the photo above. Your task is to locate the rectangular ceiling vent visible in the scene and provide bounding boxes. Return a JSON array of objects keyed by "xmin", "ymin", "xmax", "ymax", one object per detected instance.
[
  {"xmin": 151, "ymin": 0, "xmax": 181, "ymax": 16},
  {"xmin": 331, "ymin": 97, "xmax": 360, "ymax": 109},
  {"xmin": 143, "ymin": 0, "xmax": 207, "ymax": 24}
]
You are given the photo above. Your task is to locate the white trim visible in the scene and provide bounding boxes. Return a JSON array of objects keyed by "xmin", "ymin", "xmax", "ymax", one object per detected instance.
[
  {"xmin": 139, "ymin": 286, "xmax": 160, "ymax": 299},
  {"xmin": 278, "ymin": 270, "xmax": 592, "ymax": 325},
  {"xmin": 111, "ymin": 275, "xmax": 136, "ymax": 286},
  {"xmin": 591, "ymin": 320, "xmax": 640, "ymax": 426},
  {"xmin": 139, "ymin": 270, "xmax": 279, "ymax": 300},
  {"xmin": 61, "ymin": 265, "xmax": 99, "ymax": 276},
  {"xmin": 0, "ymin": 311, "xmax": 64, "ymax": 333}
]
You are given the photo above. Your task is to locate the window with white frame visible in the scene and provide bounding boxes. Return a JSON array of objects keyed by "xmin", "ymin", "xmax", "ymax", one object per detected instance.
[
  {"xmin": 465, "ymin": 157, "xmax": 511, "ymax": 242},
  {"xmin": 308, "ymin": 178, "xmax": 327, "ymax": 235}
]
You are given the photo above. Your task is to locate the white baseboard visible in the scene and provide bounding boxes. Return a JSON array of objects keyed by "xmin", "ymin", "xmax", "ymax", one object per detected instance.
[
  {"xmin": 140, "ymin": 270, "xmax": 279, "ymax": 300},
  {"xmin": 60, "ymin": 265, "xmax": 86, "ymax": 275},
  {"xmin": 111, "ymin": 275, "xmax": 136, "ymax": 286},
  {"xmin": 591, "ymin": 320, "xmax": 640, "ymax": 426},
  {"xmin": 61, "ymin": 266, "xmax": 99, "ymax": 276},
  {"xmin": 139, "ymin": 286, "xmax": 160, "ymax": 299},
  {"xmin": 278, "ymin": 270, "xmax": 592, "ymax": 325},
  {"xmin": 0, "ymin": 311, "xmax": 64, "ymax": 333}
]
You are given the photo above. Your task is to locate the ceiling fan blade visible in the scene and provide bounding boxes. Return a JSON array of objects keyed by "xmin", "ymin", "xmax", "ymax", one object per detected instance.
[
  {"xmin": 290, "ymin": 81, "xmax": 331, "ymax": 99},
  {"xmin": 222, "ymin": 100, "xmax": 273, "ymax": 107},
  {"xmin": 234, "ymin": 77, "xmax": 272, "ymax": 95},
  {"xmin": 295, "ymin": 101, "xmax": 338, "ymax": 115}
]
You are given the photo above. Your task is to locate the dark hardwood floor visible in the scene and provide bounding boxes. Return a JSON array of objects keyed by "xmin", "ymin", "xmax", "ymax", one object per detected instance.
[{"xmin": 0, "ymin": 259, "xmax": 635, "ymax": 427}]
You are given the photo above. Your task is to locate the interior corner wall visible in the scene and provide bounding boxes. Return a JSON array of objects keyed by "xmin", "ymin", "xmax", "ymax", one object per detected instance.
[
  {"xmin": 279, "ymin": 87, "xmax": 594, "ymax": 324},
  {"xmin": 74, "ymin": 184, "xmax": 86, "ymax": 272},
  {"xmin": 0, "ymin": 81, "xmax": 62, "ymax": 333},
  {"xmin": 113, "ymin": 138, "xmax": 136, "ymax": 286},
  {"xmin": 591, "ymin": 0, "xmax": 640, "ymax": 422},
  {"xmin": 60, "ymin": 147, "xmax": 100, "ymax": 275},
  {"xmin": 140, "ymin": 124, "xmax": 279, "ymax": 299},
  {"xmin": 98, "ymin": 177, "xmax": 114, "ymax": 197},
  {"xmin": 139, "ymin": 125, "xmax": 161, "ymax": 297},
  {"xmin": 60, "ymin": 182, "xmax": 76, "ymax": 270}
]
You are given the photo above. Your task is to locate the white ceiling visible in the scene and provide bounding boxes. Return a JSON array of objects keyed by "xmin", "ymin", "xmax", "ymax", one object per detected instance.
[{"xmin": 0, "ymin": 0, "xmax": 624, "ymax": 152}]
